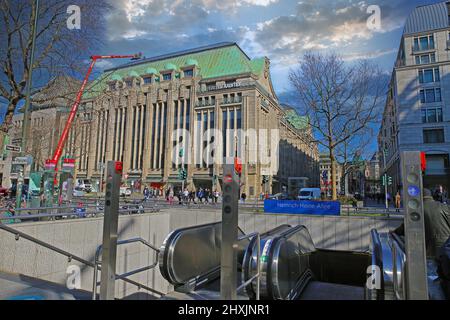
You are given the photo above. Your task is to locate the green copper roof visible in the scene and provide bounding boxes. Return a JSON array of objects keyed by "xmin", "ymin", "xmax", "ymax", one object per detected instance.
[
  {"xmin": 84, "ymin": 43, "xmax": 267, "ymax": 99},
  {"xmin": 111, "ymin": 74, "xmax": 122, "ymax": 81},
  {"xmin": 285, "ymin": 110, "xmax": 309, "ymax": 130},
  {"xmin": 185, "ymin": 58, "xmax": 198, "ymax": 66},
  {"xmin": 145, "ymin": 67, "xmax": 158, "ymax": 75},
  {"xmin": 128, "ymin": 70, "xmax": 139, "ymax": 77},
  {"xmin": 163, "ymin": 63, "xmax": 177, "ymax": 70}
]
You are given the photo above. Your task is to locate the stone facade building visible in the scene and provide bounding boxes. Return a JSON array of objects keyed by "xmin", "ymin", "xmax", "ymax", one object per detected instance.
[
  {"xmin": 4, "ymin": 42, "xmax": 319, "ymax": 196},
  {"xmin": 378, "ymin": 2, "xmax": 450, "ymax": 193}
]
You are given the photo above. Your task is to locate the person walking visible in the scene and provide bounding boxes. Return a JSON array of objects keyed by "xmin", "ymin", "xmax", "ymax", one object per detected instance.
[
  {"xmin": 169, "ymin": 188, "xmax": 174, "ymax": 205},
  {"xmin": 241, "ymin": 192, "xmax": 247, "ymax": 204},
  {"xmin": 394, "ymin": 188, "xmax": 450, "ymax": 259},
  {"xmin": 213, "ymin": 190, "xmax": 219, "ymax": 204},
  {"xmin": 143, "ymin": 186, "xmax": 150, "ymax": 201},
  {"xmin": 395, "ymin": 191, "xmax": 401, "ymax": 212}
]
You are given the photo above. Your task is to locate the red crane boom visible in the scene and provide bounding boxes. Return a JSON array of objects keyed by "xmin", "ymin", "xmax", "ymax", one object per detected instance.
[{"xmin": 46, "ymin": 53, "xmax": 141, "ymax": 170}]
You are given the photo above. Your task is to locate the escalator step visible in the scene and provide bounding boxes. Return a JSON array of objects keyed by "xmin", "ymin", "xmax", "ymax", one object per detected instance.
[{"xmin": 299, "ymin": 281, "xmax": 364, "ymax": 300}]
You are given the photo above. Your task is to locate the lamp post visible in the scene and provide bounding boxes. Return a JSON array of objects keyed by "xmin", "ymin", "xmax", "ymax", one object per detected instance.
[{"xmin": 383, "ymin": 149, "xmax": 388, "ymax": 209}]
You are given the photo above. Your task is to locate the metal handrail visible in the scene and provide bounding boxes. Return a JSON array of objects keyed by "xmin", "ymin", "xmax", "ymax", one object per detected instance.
[
  {"xmin": 236, "ymin": 232, "xmax": 261, "ymax": 300},
  {"xmin": 0, "ymin": 223, "xmax": 164, "ymax": 299},
  {"xmin": 0, "ymin": 206, "xmax": 161, "ymax": 223},
  {"xmin": 92, "ymin": 237, "xmax": 161, "ymax": 300}
]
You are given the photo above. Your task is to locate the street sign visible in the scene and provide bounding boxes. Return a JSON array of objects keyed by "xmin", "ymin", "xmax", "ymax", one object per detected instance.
[
  {"xmin": 5, "ymin": 144, "xmax": 21, "ymax": 152},
  {"xmin": 11, "ymin": 138, "xmax": 22, "ymax": 145},
  {"xmin": 12, "ymin": 159, "xmax": 28, "ymax": 165}
]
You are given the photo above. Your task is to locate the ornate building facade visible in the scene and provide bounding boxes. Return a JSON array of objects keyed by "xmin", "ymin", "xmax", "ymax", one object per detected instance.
[{"xmin": 5, "ymin": 42, "xmax": 320, "ymax": 196}]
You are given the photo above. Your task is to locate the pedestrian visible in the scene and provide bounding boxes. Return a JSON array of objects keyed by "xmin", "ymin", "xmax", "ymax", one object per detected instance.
[
  {"xmin": 213, "ymin": 190, "xmax": 219, "ymax": 204},
  {"xmin": 143, "ymin": 186, "xmax": 150, "ymax": 201},
  {"xmin": 198, "ymin": 188, "xmax": 204, "ymax": 204},
  {"xmin": 189, "ymin": 190, "xmax": 196, "ymax": 204},
  {"xmin": 241, "ymin": 192, "xmax": 247, "ymax": 203},
  {"xmin": 394, "ymin": 188, "xmax": 450, "ymax": 259},
  {"xmin": 395, "ymin": 191, "xmax": 401, "ymax": 212},
  {"xmin": 183, "ymin": 189, "xmax": 189, "ymax": 204},
  {"xmin": 169, "ymin": 188, "xmax": 174, "ymax": 205}
]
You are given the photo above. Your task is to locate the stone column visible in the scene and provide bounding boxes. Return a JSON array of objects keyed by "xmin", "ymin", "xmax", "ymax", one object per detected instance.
[
  {"xmin": 123, "ymin": 94, "xmax": 134, "ymax": 173},
  {"xmin": 143, "ymin": 96, "xmax": 154, "ymax": 177},
  {"xmin": 163, "ymin": 89, "xmax": 174, "ymax": 181}
]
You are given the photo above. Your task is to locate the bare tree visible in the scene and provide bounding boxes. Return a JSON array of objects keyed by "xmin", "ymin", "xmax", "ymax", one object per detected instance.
[
  {"xmin": 0, "ymin": 0, "xmax": 111, "ymax": 135},
  {"xmin": 289, "ymin": 52, "xmax": 386, "ymax": 200}
]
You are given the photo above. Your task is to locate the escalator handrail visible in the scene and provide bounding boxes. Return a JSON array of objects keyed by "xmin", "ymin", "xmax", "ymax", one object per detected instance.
[
  {"xmin": 159, "ymin": 221, "xmax": 249, "ymax": 286},
  {"xmin": 267, "ymin": 225, "xmax": 315, "ymax": 299}
]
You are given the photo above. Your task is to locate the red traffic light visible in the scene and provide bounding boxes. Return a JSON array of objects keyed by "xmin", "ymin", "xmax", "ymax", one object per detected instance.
[
  {"xmin": 115, "ymin": 161, "xmax": 123, "ymax": 174},
  {"xmin": 224, "ymin": 175, "xmax": 233, "ymax": 183},
  {"xmin": 234, "ymin": 157, "xmax": 242, "ymax": 175},
  {"xmin": 420, "ymin": 152, "xmax": 426, "ymax": 172}
]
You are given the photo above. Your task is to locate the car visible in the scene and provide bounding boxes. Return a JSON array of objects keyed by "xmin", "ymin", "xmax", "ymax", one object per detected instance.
[
  {"xmin": 267, "ymin": 193, "xmax": 289, "ymax": 200},
  {"xmin": 298, "ymin": 188, "xmax": 321, "ymax": 200},
  {"xmin": 353, "ymin": 193, "xmax": 363, "ymax": 201},
  {"xmin": 120, "ymin": 187, "xmax": 132, "ymax": 197},
  {"xmin": 0, "ymin": 186, "xmax": 9, "ymax": 197},
  {"xmin": 73, "ymin": 186, "xmax": 85, "ymax": 197}
]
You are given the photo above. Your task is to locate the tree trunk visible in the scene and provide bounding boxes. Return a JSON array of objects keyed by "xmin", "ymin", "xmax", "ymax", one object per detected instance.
[
  {"xmin": 330, "ymin": 149, "xmax": 337, "ymax": 200},
  {"xmin": 1, "ymin": 100, "xmax": 20, "ymax": 132},
  {"xmin": 344, "ymin": 171, "xmax": 349, "ymax": 196}
]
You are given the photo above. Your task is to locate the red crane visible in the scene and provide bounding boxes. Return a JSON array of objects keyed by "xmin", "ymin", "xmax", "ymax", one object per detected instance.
[{"xmin": 45, "ymin": 53, "xmax": 142, "ymax": 173}]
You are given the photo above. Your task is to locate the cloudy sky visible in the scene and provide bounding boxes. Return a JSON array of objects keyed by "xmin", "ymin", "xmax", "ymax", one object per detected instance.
[{"xmin": 99, "ymin": 0, "xmax": 442, "ymax": 95}]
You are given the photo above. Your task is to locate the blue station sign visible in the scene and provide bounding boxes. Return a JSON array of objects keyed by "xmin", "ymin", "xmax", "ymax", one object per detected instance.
[{"xmin": 264, "ymin": 200, "xmax": 340, "ymax": 216}]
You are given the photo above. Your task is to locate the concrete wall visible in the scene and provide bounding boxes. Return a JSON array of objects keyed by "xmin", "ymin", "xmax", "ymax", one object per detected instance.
[{"xmin": 0, "ymin": 209, "xmax": 402, "ymax": 298}]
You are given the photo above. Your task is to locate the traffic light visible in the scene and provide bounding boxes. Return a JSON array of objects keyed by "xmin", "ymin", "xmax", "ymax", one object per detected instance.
[
  {"xmin": 381, "ymin": 175, "xmax": 393, "ymax": 186},
  {"xmin": 262, "ymin": 175, "xmax": 269, "ymax": 184},
  {"xmin": 178, "ymin": 168, "xmax": 187, "ymax": 180}
]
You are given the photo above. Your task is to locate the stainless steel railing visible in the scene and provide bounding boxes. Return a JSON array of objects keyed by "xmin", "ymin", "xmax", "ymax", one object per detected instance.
[
  {"xmin": 92, "ymin": 237, "xmax": 161, "ymax": 300},
  {"xmin": 0, "ymin": 223, "xmax": 164, "ymax": 299},
  {"xmin": 0, "ymin": 203, "xmax": 160, "ymax": 223},
  {"xmin": 236, "ymin": 232, "xmax": 261, "ymax": 300}
]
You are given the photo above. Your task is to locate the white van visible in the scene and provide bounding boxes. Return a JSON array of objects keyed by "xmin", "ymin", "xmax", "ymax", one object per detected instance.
[{"xmin": 298, "ymin": 188, "xmax": 321, "ymax": 200}]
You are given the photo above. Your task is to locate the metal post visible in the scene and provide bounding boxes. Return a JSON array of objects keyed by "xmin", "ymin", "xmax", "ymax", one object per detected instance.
[
  {"xmin": 400, "ymin": 151, "xmax": 428, "ymax": 300},
  {"xmin": 16, "ymin": 0, "xmax": 39, "ymax": 209},
  {"xmin": 99, "ymin": 162, "xmax": 104, "ymax": 193},
  {"xmin": 383, "ymin": 149, "xmax": 388, "ymax": 209},
  {"xmin": 99, "ymin": 161, "xmax": 122, "ymax": 300},
  {"xmin": 221, "ymin": 158, "xmax": 239, "ymax": 300},
  {"xmin": 66, "ymin": 178, "xmax": 73, "ymax": 203}
]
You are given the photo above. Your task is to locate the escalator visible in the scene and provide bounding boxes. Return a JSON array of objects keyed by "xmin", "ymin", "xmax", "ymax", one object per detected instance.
[
  {"xmin": 243, "ymin": 225, "xmax": 370, "ymax": 300},
  {"xmin": 159, "ymin": 222, "xmax": 294, "ymax": 298},
  {"xmin": 368, "ymin": 229, "xmax": 448, "ymax": 300},
  {"xmin": 160, "ymin": 222, "xmax": 371, "ymax": 300}
]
